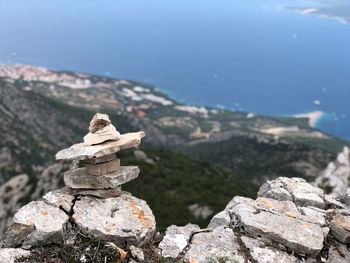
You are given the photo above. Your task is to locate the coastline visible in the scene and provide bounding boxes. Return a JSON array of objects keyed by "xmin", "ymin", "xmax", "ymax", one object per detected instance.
[{"xmin": 293, "ymin": 111, "xmax": 325, "ymax": 128}]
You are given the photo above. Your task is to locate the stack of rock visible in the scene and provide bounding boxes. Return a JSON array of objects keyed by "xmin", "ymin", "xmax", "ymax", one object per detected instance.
[
  {"xmin": 2, "ymin": 113, "xmax": 156, "ymax": 252},
  {"xmin": 56, "ymin": 113, "xmax": 144, "ymax": 198}
]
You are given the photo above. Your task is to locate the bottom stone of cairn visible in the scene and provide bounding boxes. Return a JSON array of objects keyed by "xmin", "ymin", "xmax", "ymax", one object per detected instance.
[{"xmin": 71, "ymin": 187, "xmax": 122, "ymax": 198}]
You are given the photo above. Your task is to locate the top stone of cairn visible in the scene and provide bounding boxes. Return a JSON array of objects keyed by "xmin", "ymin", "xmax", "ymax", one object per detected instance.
[
  {"xmin": 89, "ymin": 113, "xmax": 111, "ymax": 133},
  {"xmin": 55, "ymin": 113, "xmax": 145, "ymax": 161},
  {"xmin": 84, "ymin": 113, "xmax": 120, "ymax": 145}
]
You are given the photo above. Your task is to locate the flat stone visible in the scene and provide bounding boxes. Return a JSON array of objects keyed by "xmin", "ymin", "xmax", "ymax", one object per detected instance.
[
  {"xmin": 85, "ymin": 153, "xmax": 117, "ymax": 165},
  {"xmin": 56, "ymin": 131, "xmax": 145, "ymax": 161},
  {"xmin": 84, "ymin": 124, "xmax": 121, "ymax": 146},
  {"xmin": 3, "ymin": 201, "xmax": 68, "ymax": 248},
  {"xmin": 72, "ymin": 187, "xmax": 122, "ymax": 198},
  {"xmin": 255, "ymin": 197, "xmax": 300, "ymax": 217},
  {"xmin": 158, "ymin": 224, "xmax": 201, "ymax": 258},
  {"xmin": 325, "ymin": 194, "xmax": 345, "ymax": 209},
  {"xmin": 260, "ymin": 177, "xmax": 325, "ymax": 209},
  {"xmin": 64, "ymin": 166, "xmax": 139, "ymax": 189},
  {"xmin": 208, "ymin": 210, "xmax": 231, "ymax": 229},
  {"xmin": 240, "ymin": 210, "xmax": 324, "ymax": 256},
  {"xmin": 298, "ymin": 206, "xmax": 327, "ymax": 226},
  {"xmin": 89, "ymin": 113, "xmax": 111, "ymax": 133},
  {"xmin": 258, "ymin": 180, "xmax": 293, "ymax": 202},
  {"xmin": 228, "ymin": 196, "xmax": 324, "ymax": 256},
  {"xmin": 86, "ymin": 158, "xmax": 120, "ymax": 176},
  {"xmin": 184, "ymin": 226, "xmax": 246, "ymax": 263},
  {"xmin": 43, "ymin": 187, "xmax": 74, "ymax": 212},
  {"xmin": 330, "ymin": 214, "xmax": 350, "ymax": 243},
  {"xmin": 0, "ymin": 248, "xmax": 31, "ymax": 263},
  {"xmin": 241, "ymin": 236, "xmax": 300, "ymax": 263},
  {"xmin": 72, "ymin": 193, "xmax": 156, "ymax": 246}
]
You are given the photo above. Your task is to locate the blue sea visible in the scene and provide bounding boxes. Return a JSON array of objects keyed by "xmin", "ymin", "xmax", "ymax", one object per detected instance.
[{"xmin": 0, "ymin": 0, "xmax": 350, "ymax": 141}]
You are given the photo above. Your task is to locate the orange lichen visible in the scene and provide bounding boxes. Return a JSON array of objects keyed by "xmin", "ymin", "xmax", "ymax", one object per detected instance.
[
  {"xmin": 41, "ymin": 210, "xmax": 49, "ymax": 216},
  {"xmin": 129, "ymin": 200, "xmax": 153, "ymax": 227}
]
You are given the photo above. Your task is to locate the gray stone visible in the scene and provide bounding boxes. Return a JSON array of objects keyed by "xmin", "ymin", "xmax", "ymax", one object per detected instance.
[
  {"xmin": 129, "ymin": 245, "xmax": 145, "ymax": 262},
  {"xmin": 298, "ymin": 206, "xmax": 327, "ymax": 226},
  {"xmin": 240, "ymin": 210, "xmax": 324, "ymax": 256},
  {"xmin": 228, "ymin": 196, "xmax": 324, "ymax": 256},
  {"xmin": 3, "ymin": 201, "xmax": 68, "ymax": 248},
  {"xmin": 73, "ymin": 193, "xmax": 156, "ymax": 246},
  {"xmin": 86, "ymin": 158, "xmax": 120, "ymax": 176},
  {"xmin": 241, "ymin": 236, "xmax": 300, "ymax": 263},
  {"xmin": 208, "ymin": 210, "xmax": 231, "ymax": 228},
  {"xmin": 260, "ymin": 177, "xmax": 325, "ymax": 209},
  {"xmin": 330, "ymin": 214, "xmax": 350, "ymax": 243},
  {"xmin": 343, "ymin": 188, "xmax": 350, "ymax": 207},
  {"xmin": 315, "ymin": 147, "xmax": 350, "ymax": 196},
  {"xmin": 188, "ymin": 204, "xmax": 213, "ymax": 220},
  {"xmin": 255, "ymin": 197, "xmax": 300, "ymax": 217},
  {"xmin": 158, "ymin": 223, "xmax": 200, "ymax": 258},
  {"xmin": 0, "ymin": 248, "xmax": 31, "ymax": 263},
  {"xmin": 84, "ymin": 124, "xmax": 121, "ymax": 146},
  {"xmin": 258, "ymin": 180, "xmax": 293, "ymax": 202},
  {"xmin": 85, "ymin": 153, "xmax": 117, "ymax": 165},
  {"xmin": 43, "ymin": 187, "xmax": 74, "ymax": 212},
  {"xmin": 325, "ymin": 194, "xmax": 345, "ymax": 209},
  {"xmin": 88, "ymin": 113, "xmax": 111, "ymax": 133},
  {"xmin": 184, "ymin": 226, "xmax": 246, "ymax": 263},
  {"xmin": 72, "ymin": 187, "xmax": 122, "ymax": 198},
  {"xmin": 327, "ymin": 241, "xmax": 350, "ymax": 263},
  {"xmin": 64, "ymin": 166, "xmax": 139, "ymax": 189},
  {"xmin": 56, "ymin": 131, "xmax": 145, "ymax": 161}
]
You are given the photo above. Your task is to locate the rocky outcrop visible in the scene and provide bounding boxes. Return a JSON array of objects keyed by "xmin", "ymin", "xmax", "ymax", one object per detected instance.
[
  {"xmin": 159, "ymin": 177, "xmax": 350, "ymax": 263},
  {"xmin": 1, "ymin": 113, "xmax": 156, "ymax": 261},
  {"xmin": 315, "ymin": 147, "xmax": 350, "ymax": 195},
  {"xmin": 0, "ymin": 248, "xmax": 31, "ymax": 263}
]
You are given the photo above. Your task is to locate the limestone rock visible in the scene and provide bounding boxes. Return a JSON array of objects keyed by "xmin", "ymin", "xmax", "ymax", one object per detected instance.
[
  {"xmin": 327, "ymin": 241, "xmax": 350, "ymax": 263},
  {"xmin": 208, "ymin": 210, "xmax": 231, "ymax": 228},
  {"xmin": 56, "ymin": 131, "xmax": 145, "ymax": 161},
  {"xmin": 0, "ymin": 248, "xmax": 31, "ymax": 263},
  {"xmin": 325, "ymin": 194, "xmax": 345, "ymax": 209},
  {"xmin": 73, "ymin": 193, "xmax": 156, "ymax": 246},
  {"xmin": 72, "ymin": 187, "xmax": 122, "ymax": 198},
  {"xmin": 184, "ymin": 226, "xmax": 246, "ymax": 263},
  {"xmin": 64, "ymin": 166, "xmax": 139, "ymax": 189},
  {"xmin": 85, "ymin": 153, "xmax": 117, "ymax": 165},
  {"xmin": 84, "ymin": 124, "xmax": 120, "ymax": 146},
  {"xmin": 342, "ymin": 188, "xmax": 350, "ymax": 207},
  {"xmin": 86, "ymin": 158, "xmax": 120, "ymax": 176},
  {"xmin": 259, "ymin": 177, "xmax": 325, "ymax": 209},
  {"xmin": 3, "ymin": 201, "xmax": 68, "ymax": 248},
  {"xmin": 43, "ymin": 187, "xmax": 74, "ymax": 212},
  {"xmin": 89, "ymin": 113, "xmax": 111, "ymax": 133},
  {"xmin": 129, "ymin": 245, "xmax": 145, "ymax": 262},
  {"xmin": 241, "ymin": 236, "xmax": 300, "ymax": 263},
  {"xmin": 298, "ymin": 206, "xmax": 327, "ymax": 226},
  {"xmin": 330, "ymin": 214, "xmax": 350, "ymax": 243},
  {"xmin": 255, "ymin": 197, "xmax": 300, "ymax": 217},
  {"xmin": 158, "ymin": 224, "xmax": 200, "ymax": 258},
  {"xmin": 315, "ymin": 147, "xmax": 350, "ymax": 196},
  {"xmin": 258, "ymin": 180, "xmax": 293, "ymax": 202},
  {"xmin": 227, "ymin": 196, "xmax": 324, "ymax": 256}
]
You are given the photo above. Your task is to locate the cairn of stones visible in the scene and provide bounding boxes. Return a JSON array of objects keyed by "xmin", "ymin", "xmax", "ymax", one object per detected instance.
[
  {"xmin": 2, "ymin": 113, "xmax": 156, "ymax": 251},
  {"xmin": 56, "ymin": 113, "xmax": 145, "ymax": 198}
]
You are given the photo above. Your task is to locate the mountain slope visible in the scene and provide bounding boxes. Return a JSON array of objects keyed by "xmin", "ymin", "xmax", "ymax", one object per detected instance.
[{"xmin": 0, "ymin": 64, "xmax": 348, "ymax": 234}]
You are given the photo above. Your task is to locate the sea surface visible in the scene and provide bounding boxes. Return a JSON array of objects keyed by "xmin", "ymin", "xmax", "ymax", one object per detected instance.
[{"xmin": 0, "ymin": 0, "xmax": 350, "ymax": 140}]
